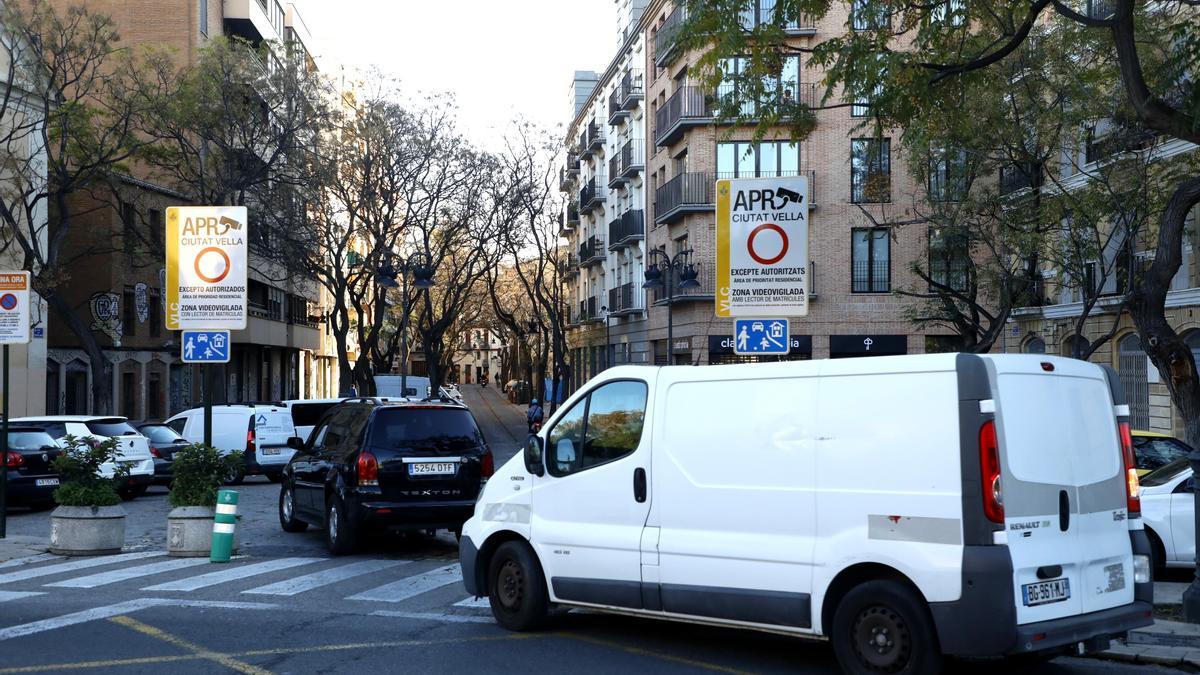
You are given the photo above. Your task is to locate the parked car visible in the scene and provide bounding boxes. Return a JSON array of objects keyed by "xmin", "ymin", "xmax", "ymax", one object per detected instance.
[
  {"xmin": 165, "ymin": 404, "xmax": 297, "ymax": 483},
  {"xmin": 1138, "ymin": 458, "xmax": 1194, "ymax": 570},
  {"xmin": 3, "ymin": 426, "xmax": 62, "ymax": 510},
  {"xmin": 11, "ymin": 416, "xmax": 154, "ymax": 500},
  {"xmin": 279, "ymin": 399, "xmax": 494, "ymax": 555},
  {"xmin": 460, "ymin": 354, "xmax": 1153, "ymax": 673},
  {"xmin": 1131, "ymin": 430, "xmax": 1193, "ymax": 476},
  {"xmin": 135, "ymin": 423, "xmax": 191, "ymax": 486}
]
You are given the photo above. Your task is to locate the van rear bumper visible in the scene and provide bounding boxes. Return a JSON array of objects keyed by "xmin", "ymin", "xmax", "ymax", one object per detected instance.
[{"xmin": 1011, "ymin": 601, "xmax": 1153, "ymax": 654}]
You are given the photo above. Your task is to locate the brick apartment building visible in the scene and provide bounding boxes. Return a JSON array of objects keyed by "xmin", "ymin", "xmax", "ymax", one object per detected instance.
[{"xmin": 44, "ymin": 0, "xmax": 338, "ymax": 418}]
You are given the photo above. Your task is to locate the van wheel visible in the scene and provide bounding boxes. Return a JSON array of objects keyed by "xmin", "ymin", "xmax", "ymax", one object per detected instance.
[
  {"xmin": 325, "ymin": 495, "xmax": 358, "ymax": 555},
  {"xmin": 278, "ymin": 484, "xmax": 307, "ymax": 533},
  {"xmin": 488, "ymin": 541, "xmax": 549, "ymax": 631},
  {"xmin": 831, "ymin": 580, "xmax": 942, "ymax": 675}
]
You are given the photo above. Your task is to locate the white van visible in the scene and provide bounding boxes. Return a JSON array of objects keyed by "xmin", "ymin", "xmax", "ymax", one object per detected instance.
[
  {"xmin": 374, "ymin": 375, "xmax": 429, "ymax": 399},
  {"xmin": 459, "ymin": 354, "xmax": 1153, "ymax": 674},
  {"xmin": 165, "ymin": 404, "xmax": 298, "ymax": 482}
]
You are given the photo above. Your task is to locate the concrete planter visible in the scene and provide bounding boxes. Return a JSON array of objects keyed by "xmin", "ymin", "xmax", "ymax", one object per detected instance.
[
  {"xmin": 49, "ymin": 506, "xmax": 126, "ymax": 556},
  {"xmin": 167, "ymin": 506, "xmax": 215, "ymax": 557}
]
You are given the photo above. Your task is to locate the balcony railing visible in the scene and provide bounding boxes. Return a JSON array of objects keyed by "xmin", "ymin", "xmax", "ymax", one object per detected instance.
[
  {"xmin": 578, "ymin": 130, "xmax": 593, "ymax": 160},
  {"xmin": 654, "ymin": 87, "xmax": 712, "ymax": 147},
  {"xmin": 655, "ymin": 172, "xmax": 715, "ymax": 225},
  {"xmin": 608, "ymin": 88, "xmax": 630, "ymax": 125},
  {"xmin": 711, "ymin": 82, "xmax": 817, "ymax": 119},
  {"xmin": 715, "ymin": 169, "xmax": 817, "ymax": 208},
  {"xmin": 579, "ymin": 236, "xmax": 606, "ymax": 266},
  {"xmin": 608, "ymin": 282, "xmax": 644, "ymax": 316},
  {"xmin": 746, "ymin": 1, "xmax": 818, "ymax": 33},
  {"xmin": 579, "ymin": 176, "xmax": 607, "ymax": 213},
  {"xmin": 609, "ymin": 210, "xmax": 645, "ymax": 250},
  {"xmin": 852, "ymin": 260, "xmax": 891, "ymax": 293},
  {"xmin": 651, "ymin": 262, "xmax": 715, "ymax": 305},
  {"xmin": 560, "ymin": 203, "xmax": 579, "ymax": 234},
  {"xmin": 586, "ymin": 122, "xmax": 605, "ymax": 153},
  {"xmin": 619, "ymin": 139, "xmax": 645, "ymax": 178},
  {"xmin": 576, "ymin": 296, "xmax": 600, "ymax": 324},
  {"xmin": 1087, "ymin": 0, "xmax": 1115, "ymax": 18},
  {"xmin": 608, "ymin": 155, "xmax": 626, "ymax": 189},
  {"xmin": 654, "ymin": 5, "xmax": 685, "ymax": 67},
  {"xmin": 620, "ymin": 70, "xmax": 644, "ymax": 110}
]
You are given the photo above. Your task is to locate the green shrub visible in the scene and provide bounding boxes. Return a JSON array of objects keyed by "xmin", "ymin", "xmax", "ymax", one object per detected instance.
[
  {"xmin": 169, "ymin": 444, "xmax": 243, "ymax": 508},
  {"xmin": 51, "ymin": 436, "xmax": 128, "ymax": 507}
]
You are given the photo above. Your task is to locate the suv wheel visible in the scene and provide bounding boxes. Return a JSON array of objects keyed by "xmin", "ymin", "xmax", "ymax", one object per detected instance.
[
  {"xmin": 831, "ymin": 580, "xmax": 942, "ymax": 675},
  {"xmin": 487, "ymin": 541, "xmax": 549, "ymax": 631},
  {"xmin": 325, "ymin": 494, "xmax": 358, "ymax": 555},
  {"xmin": 278, "ymin": 483, "xmax": 308, "ymax": 533}
]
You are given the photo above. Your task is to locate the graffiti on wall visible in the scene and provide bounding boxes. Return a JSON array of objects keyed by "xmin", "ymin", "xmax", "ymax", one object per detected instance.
[
  {"xmin": 134, "ymin": 282, "xmax": 149, "ymax": 324},
  {"xmin": 89, "ymin": 292, "xmax": 122, "ymax": 343}
]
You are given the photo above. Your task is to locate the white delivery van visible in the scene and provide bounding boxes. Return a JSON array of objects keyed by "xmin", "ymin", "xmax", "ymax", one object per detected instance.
[
  {"xmin": 459, "ymin": 354, "xmax": 1153, "ymax": 674},
  {"xmin": 165, "ymin": 404, "xmax": 298, "ymax": 483}
]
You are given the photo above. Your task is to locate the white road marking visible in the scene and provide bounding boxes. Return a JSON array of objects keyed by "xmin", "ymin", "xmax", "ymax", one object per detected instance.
[
  {"xmin": 347, "ymin": 564, "xmax": 463, "ymax": 603},
  {"xmin": 141, "ymin": 558, "xmax": 324, "ymax": 592},
  {"xmin": 453, "ymin": 596, "xmax": 491, "ymax": 609},
  {"xmin": 0, "ymin": 553, "xmax": 62, "ymax": 570},
  {"xmin": 0, "ymin": 591, "xmax": 45, "ymax": 602},
  {"xmin": 371, "ymin": 609, "xmax": 493, "ymax": 624},
  {"xmin": 0, "ymin": 598, "xmax": 279, "ymax": 641},
  {"xmin": 242, "ymin": 559, "xmax": 411, "ymax": 596},
  {"xmin": 46, "ymin": 557, "xmax": 212, "ymax": 588},
  {"xmin": 0, "ymin": 551, "xmax": 163, "ymax": 586}
]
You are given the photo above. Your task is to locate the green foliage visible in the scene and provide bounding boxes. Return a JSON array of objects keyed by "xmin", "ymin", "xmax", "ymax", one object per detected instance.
[
  {"xmin": 51, "ymin": 436, "xmax": 127, "ymax": 507},
  {"xmin": 168, "ymin": 444, "xmax": 244, "ymax": 508}
]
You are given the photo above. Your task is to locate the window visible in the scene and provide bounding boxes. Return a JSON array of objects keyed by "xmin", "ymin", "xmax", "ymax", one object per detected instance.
[
  {"xmin": 851, "ymin": 138, "xmax": 891, "ymax": 203},
  {"xmin": 930, "ymin": 0, "xmax": 966, "ymax": 26},
  {"xmin": 1131, "ymin": 437, "xmax": 1190, "ymax": 473},
  {"xmin": 928, "ymin": 234, "xmax": 969, "ymax": 292},
  {"xmin": 121, "ymin": 201, "xmax": 137, "ymax": 257},
  {"xmin": 1118, "ymin": 333, "xmax": 1150, "ymax": 429},
  {"xmin": 852, "ymin": 0, "xmax": 890, "ymax": 30},
  {"xmin": 149, "ymin": 209, "xmax": 164, "ymax": 251},
  {"xmin": 716, "ymin": 141, "xmax": 800, "ymax": 179},
  {"xmin": 852, "ymin": 228, "xmax": 890, "ymax": 293},
  {"xmin": 1023, "ymin": 337, "xmax": 1046, "ymax": 354},
  {"xmin": 199, "ymin": 0, "xmax": 208, "ymax": 36},
  {"xmin": 268, "ymin": 287, "xmax": 285, "ymax": 321},
  {"xmin": 547, "ymin": 380, "xmax": 648, "ymax": 477},
  {"xmin": 850, "ymin": 54, "xmax": 885, "ymax": 118},
  {"xmin": 718, "ymin": 55, "xmax": 802, "ymax": 115},
  {"xmin": 149, "ymin": 289, "xmax": 161, "ymax": 337},
  {"xmin": 929, "ymin": 145, "xmax": 968, "ymax": 201},
  {"xmin": 122, "ymin": 287, "xmax": 136, "ymax": 337},
  {"xmin": 166, "ymin": 418, "xmax": 187, "ymax": 434}
]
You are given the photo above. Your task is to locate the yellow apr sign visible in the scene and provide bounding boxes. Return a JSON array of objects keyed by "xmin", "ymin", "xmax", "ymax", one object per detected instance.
[
  {"xmin": 165, "ymin": 206, "xmax": 249, "ymax": 331},
  {"xmin": 715, "ymin": 177, "xmax": 809, "ymax": 318}
]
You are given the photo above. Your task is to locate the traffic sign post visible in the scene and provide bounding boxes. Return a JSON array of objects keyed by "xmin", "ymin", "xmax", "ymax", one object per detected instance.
[
  {"xmin": 0, "ymin": 271, "xmax": 31, "ymax": 539},
  {"xmin": 733, "ymin": 318, "xmax": 791, "ymax": 356},
  {"xmin": 716, "ymin": 177, "xmax": 810, "ymax": 318},
  {"xmin": 180, "ymin": 329, "xmax": 232, "ymax": 450}
]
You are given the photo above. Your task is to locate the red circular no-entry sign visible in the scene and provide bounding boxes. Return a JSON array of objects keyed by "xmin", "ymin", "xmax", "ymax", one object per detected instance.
[
  {"xmin": 747, "ymin": 223, "xmax": 789, "ymax": 266},
  {"xmin": 194, "ymin": 247, "xmax": 232, "ymax": 284}
]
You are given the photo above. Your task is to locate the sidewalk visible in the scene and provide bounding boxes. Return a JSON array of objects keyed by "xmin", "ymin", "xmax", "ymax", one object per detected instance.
[
  {"xmin": 0, "ymin": 534, "xmax": 49, "ymax": 564},
  {"xmin": 1100, "ymin": 580, "xmax": 1200, "ymax": 667}
]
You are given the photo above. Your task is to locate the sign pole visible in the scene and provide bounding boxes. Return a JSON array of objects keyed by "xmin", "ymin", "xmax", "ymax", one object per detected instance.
[
  {"xmin": 1, "ymin": 344, "xmax": 8, "ymax": 539},
  {"xmin": 203, "ymin": 364, "xmax": 213, "ymax": 448}
]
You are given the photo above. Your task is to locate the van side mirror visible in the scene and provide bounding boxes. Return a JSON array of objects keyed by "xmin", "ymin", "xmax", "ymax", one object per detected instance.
[
  {"xmin": 286, "ymin": 437, "xmax": 305, "ymax": 451},
  {"xmin": 523, "ymin": 435, "xmax": 544, "ymax": 477}
]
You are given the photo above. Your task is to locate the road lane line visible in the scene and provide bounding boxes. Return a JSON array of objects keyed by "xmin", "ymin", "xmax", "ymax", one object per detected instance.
[
  {"xmin": 141, "ymin": 558, "xmax": 323, "ymax": 592},
  {"xmin": 0, "ymin": 553, "xmax": 62, "ymax": 570},
  {"xmin": 0, "ymin": 599, "xmax": 157, "ymax": 641},
  {"xmin": 346, "ymin": 563, "xmax": 461, "ymax": 603},
  {"xmin": 242, "ymin": 559, "xmax": 410, "ymax": 596},
  {"xmin": 453, "ymin": 596, "xmax": 490, "ymax": 609},
  {"xmin": 46, "ymin": 557, "xmax": 211, "ymax": 588},
  {"xmin": 109, "ymin": 615, "xmax": 272, "ymax": 675},
  {"xmin": 0, "ymin": 551, "xmax": 162, "ymax": 586},
  {"xmin": 0, "ymin": 591, "xmax": 44, "ymax": 602}
]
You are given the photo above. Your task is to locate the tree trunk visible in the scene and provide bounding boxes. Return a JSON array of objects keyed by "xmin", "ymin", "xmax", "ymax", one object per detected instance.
[{"xmin": 45, "ymin": 290, "xmax": 112, "ymax": 415}]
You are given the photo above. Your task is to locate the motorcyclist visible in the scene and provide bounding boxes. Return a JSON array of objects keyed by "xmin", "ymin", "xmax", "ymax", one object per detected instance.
[{"xmin": 527, "ymin": 398, "xmax": 544, "ymax": 434}]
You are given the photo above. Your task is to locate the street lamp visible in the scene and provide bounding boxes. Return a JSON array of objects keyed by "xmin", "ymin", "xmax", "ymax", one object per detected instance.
[
  {"xmin": 377, "ymin": 253, "xmax": 435, "ymax": 399},
  {"xmin": 642, "ymin": 249, "xmax": 700, "ymax": 365},
  {"xmin": 600, "ymin": 305, "xmax": 612, "ymax": 370}
]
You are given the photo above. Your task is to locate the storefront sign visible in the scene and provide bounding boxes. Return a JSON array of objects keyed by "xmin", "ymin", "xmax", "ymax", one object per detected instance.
[{"xmin": 829, "ymin": 334, "xmax": 907, "ymax": 357}]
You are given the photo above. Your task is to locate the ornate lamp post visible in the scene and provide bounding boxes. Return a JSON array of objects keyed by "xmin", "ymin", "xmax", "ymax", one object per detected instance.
[{"xmin": 642, "ymin": 249, "xmax": 700, "ymax": 365}]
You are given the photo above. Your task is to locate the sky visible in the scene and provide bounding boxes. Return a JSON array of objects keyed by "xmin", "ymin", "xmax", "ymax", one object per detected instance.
[{"xmin": 297, "ymin": 0, "xmax": 620, "ymax": 148}]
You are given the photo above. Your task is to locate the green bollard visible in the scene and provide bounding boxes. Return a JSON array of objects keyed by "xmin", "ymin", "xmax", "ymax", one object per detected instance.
[{"xmin": 211, "ymin": 489, "xmax": 239, "ymax": 563}]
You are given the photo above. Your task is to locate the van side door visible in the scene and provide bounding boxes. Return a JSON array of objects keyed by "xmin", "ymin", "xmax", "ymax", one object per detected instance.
[{"xmin": 531, "ymin": 379, "xmax": 653, "ymax": 610}]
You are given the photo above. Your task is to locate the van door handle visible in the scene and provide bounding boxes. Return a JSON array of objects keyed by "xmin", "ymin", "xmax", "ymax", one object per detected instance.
[
  {"xmin": 1059, "ymin": 490, "xmax": 1070, "ymax": 532},
  {"xmin": 633, "ymin": 468, "xmax": 647, "ymax": 503}
]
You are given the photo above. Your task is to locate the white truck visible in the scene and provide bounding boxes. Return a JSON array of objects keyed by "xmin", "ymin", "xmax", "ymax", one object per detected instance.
[{"xmin": 459, "ymin": 353, "xmax": 1153, "ymax": 674}]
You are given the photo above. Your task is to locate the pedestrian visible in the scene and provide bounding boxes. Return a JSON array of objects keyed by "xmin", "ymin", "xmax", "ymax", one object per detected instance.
[{"xmin": 526, "ymin": 398, "xmax": 544, "ymax": 434}]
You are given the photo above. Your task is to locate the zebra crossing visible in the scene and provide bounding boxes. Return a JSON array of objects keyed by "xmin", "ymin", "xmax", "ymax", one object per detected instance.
[{"xmin": 0, "ymin": 550, "xmax": 491, "ymax": 622}]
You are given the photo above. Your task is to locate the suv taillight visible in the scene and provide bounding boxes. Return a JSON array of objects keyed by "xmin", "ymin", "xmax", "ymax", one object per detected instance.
[
  {"xmin": 979, "ymin": 420, "xmax": 1004, "ymax": 524},
  {"xmin": 357, "ymin": 451, "xmax": 379, "ymax": 487},
  {"xmin": 1119, "ymin": 421, "xmax": 1141, "ymax": 515},
  {"xmin": 481, "ymin": 450, "xmax": 494, "ymax": 479},
  {"xmin": 6, "ymin": 451, "xmax": 23, "ymax": 468}
]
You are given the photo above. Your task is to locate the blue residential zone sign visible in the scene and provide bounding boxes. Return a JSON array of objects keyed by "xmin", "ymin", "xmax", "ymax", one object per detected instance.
[
  {"xmin": 733, "ymin": 318, "xmax": 791, "ymax": 356},
  {"xmin": 181, "ymin": 330, "xmax": 231, "ymax": 364}
]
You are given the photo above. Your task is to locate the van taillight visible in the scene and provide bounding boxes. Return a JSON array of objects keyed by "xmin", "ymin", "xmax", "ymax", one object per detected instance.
[
  {"xmin": 1119, "ymin": 422, "xmax": 1141, "ymax": 514},
  {"xmin": 357, "ymin": 451, "xmax": 379, "ymax": 487},
  {"xmin": 481, "ymin": 451, "xmax": 494, "ymax": 478},
  {"xmin": 979, "ymin": 420, "xmax": 1004, "ymax": 524},
  {"xmin": 246, "ymin": 428, "xmax": 256, "ymax": 456}
]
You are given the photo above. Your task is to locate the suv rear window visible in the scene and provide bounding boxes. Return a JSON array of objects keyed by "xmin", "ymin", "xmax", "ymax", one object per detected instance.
[
  {"xmin": 370, "ymin": 408, "xmax": 484, "ymax": 453},
  {"xmin": 86, "ymin": 420, "xmax": 139, "ymax": 437},
  {"xmin": 291, "ymin": 403, "xmax": 337, "ymax": 428}
]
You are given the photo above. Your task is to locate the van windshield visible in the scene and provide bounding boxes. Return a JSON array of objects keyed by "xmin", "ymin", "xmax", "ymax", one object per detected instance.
[{"xmin": 370, "ymin": 408, "xmax": 484, "ymax": 453}]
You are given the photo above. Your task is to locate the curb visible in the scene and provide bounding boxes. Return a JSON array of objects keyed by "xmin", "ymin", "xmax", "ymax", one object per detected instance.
[
  {"xmin": 1098, "ymin": 642, "xmax": 1200, "ymax": 669},
  {"xmin": 0, "ymin": 535, "xmax": 51, "ymax": 564}
]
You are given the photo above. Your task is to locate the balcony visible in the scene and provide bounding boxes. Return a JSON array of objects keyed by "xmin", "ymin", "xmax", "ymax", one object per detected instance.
[
  {"xmin": 651, "ymin": 262, "xmax": 715, "ymax": 305},
  {"xmin": 655, "ymin": 172, "xmax": 714, "ymax": 225},
  {"xmin": 579, "ymin": 176, "xmax": 607, "ymax": 214},
  {"xmin": 1000, "ymin": 162, "xmax": 1044, "ymax": 195},
  {"xmin": 579, "ymin": 236, "xmax": 606, "ymax": 266},
  {"xmin": 608, "ymin": 88, "xmax": 630, "ymax": 126},
  {"xmin": 654, "ymin": 5, "xmax": 685, "ymax": 67},
  {"xmin": 224, "ymin": 0, "xmax": 284, "ymax": 44},
  {"xmin": 559, "ymin": 154, "xmax": 579, "ymax": 191},
  {"xmin": 586, "ymin": 122, "xmax": 605, "ymax": 154},
  {"xmin": 711, "ymin": 82, "xmax": 818, "ymax": 119},
  {"xmin": 608, "ymin": 155, "xmax": 626, "ymax": 189},
  {"xmin": 608, "ymin": 210, "xmax": 645, "ymax": 250},
  {"xmin": 619, "ymin": 139, "xmax": 645, "ymax": 179},
  {"xmin": 745, "ymin": 1, "xmax": 818, "ymax": 34},
  {"xmin": 716, "ymin": 169, "xmax": 817, "ymax": 208},
  {"xmin": 576, "ymin": 296, "xmax": 601, "ymax": 324},
  {"xmin": 620, "ymin": 70, "xmax": 644, "ymax": 110},
  {"xmin": 560, "ymin": 203, "xmax": 579, "ymax": 235},
  {"xmin": 608, "ymin": 282, "xmax": 644, "ymax": 317},
  {"xmin": 654, "ymin": 87, "xmax": 712, "ymax": 147},
  {"xmin": 578, "ymin": 130, "xmax": 593, "ymax": 160}
]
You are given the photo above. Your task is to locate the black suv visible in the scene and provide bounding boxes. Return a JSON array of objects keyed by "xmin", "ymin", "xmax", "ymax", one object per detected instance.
[{"xmin": 278, "ymin": 399, "xmax": 494, "ymax": 554}]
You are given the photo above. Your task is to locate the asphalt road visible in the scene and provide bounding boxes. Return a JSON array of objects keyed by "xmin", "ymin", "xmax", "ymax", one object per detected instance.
[{"xmin": 0, "ymin": 386, "xmax": 1183, "ymax": 673}]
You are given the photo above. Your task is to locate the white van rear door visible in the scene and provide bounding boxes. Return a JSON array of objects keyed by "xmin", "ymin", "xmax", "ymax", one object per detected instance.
[{"xmin": 992, "ymin": 359, "xmax": 1131, "ymax": 624}]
